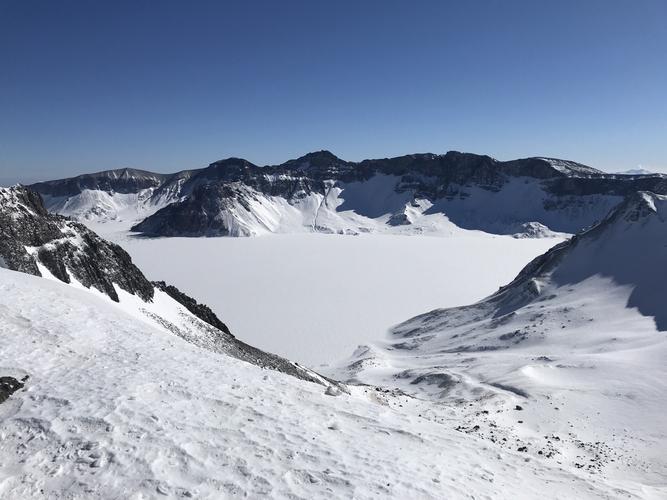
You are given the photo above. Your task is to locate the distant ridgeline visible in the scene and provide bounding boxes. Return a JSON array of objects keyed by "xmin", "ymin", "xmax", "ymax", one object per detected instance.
[{"xmin": 29, "ymin": 151, "xmax": 667, "ymax": 237}]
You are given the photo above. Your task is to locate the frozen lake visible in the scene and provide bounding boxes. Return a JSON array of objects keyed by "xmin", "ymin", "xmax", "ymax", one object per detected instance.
[{"xmin": 114, "ymin": 232, "xmax": 562, "ymax": 367}]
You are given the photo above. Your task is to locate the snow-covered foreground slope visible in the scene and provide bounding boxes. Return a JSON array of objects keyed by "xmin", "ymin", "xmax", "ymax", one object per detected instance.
[
  {"xmin": 106, "ymin": 232, "xmax": 562, "ymax": 366},
  {"xmin": 339, "ymin": 192, "xmax": 667, "ymax": 496},
  {"xmin": 0, "ymin": 269, "xmax": 645, "ymax": 499}
]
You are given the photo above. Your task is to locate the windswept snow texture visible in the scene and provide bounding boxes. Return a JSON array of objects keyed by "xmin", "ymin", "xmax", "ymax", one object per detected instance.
[
  {"xmin": 29, "ymin": 150, "xmax": 667, "ymax": 238},
  {"xmin": 0, "ymin": 268, "xmax": 652, "ymax": 499},
  {"xmin": 340, "ymin": 192, "xmax": 667, "ymax": 495}
]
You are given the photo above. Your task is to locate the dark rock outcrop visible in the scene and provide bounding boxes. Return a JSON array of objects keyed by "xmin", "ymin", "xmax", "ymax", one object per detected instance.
[
  {"xmin": 0, "ymin": 376, "xmax": 25, "ymax": 404},
  {"xmin": 0, "ymin": 186, "xmax": 153, "ymax": 301},
  {"xmin": 153, "ymin": 280, "xmax": 231, "ymax": 334}
]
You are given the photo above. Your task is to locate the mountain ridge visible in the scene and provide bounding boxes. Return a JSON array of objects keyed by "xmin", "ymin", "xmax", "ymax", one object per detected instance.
[{"xmin": 26, "ymin": 150, "xmax": 667, "ymax": 237}]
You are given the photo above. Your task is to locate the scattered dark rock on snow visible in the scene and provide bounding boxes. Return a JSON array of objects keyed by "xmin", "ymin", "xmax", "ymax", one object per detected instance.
[
  {"xmin": 410, "ymin": 372, "xmax": 457, "ymax": 391},
  {"xmin": 0, "ymin": 376, "xmax": 25, "ymax": 404},
  {"xmin": 152, "ymin": 281, "xmax": 231, "ymax": 334}
]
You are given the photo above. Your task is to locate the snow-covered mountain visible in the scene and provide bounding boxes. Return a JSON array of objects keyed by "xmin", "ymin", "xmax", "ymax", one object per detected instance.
[
  {"xmin": 0, "ymin": 186, "xmax": 338, "ymax": 387},
  {"xmin": 2, "ymin": 266, "xmax": 634, "ymax": 499},
  {"xmin": 2, "ymin": 186, "xmax": 665, "ymax": 496},
  {"xmin": 339, "ymin": 190, "xmax": 667, "ymax": 488},
  {"xmin": 29, "ymin": 167, "xmax": 194, "ymax": 228},
  {"xmin": 29, "ymin": 151, "xmax": 667, "ymax": 237}
]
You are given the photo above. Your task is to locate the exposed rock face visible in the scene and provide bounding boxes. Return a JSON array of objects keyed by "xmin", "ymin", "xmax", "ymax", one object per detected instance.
[
  {"xmin": 0, "ymin": 186, "xmax": 154, "ymax": 302},
  {"xmin": 0, "ymin": 376, "xmax": 25, "ymax": 404},
  {"xmin": 30, "ymin": 150, "xmax": 667, "ymax": 237}
]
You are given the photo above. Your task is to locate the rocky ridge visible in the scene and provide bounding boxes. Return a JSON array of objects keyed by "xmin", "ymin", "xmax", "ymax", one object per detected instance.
[{"xmin": 29, "ymin": 150, "xmax": 667, "ymax": 237}]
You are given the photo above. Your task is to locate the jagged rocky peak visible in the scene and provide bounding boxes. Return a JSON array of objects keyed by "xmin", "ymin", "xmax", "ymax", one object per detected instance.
[
  {"xmin": 205, "ymin": 157, "xmax": 259, "ymax": 176},
  {"xmin": 613, "ymin": 190, "xmax": 664, "ymax": 222},
  {"xmin": 185, "ymin": 158, "xmax": 261, "ymax": 187},
  {"xmin": 0, "ymin": 185, "xmax": 154, "ymax": 302},
  {"xmin": 282, "ymin": 150, "xmax": 349, "ymax": 170},
  {"xmin": 208, "ymin": 157, "xmax": 258, "ymax": 169}
]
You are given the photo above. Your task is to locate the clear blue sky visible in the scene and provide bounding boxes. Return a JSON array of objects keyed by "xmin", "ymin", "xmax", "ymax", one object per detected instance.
[{"xmin": 1, "ymin": 0, "xmax": 666, "ymax": 183}]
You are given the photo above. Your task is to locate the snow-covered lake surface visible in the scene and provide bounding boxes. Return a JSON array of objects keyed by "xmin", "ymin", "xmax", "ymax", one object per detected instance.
[{"xmin": 104, "ymin": 231, "xmax": 562, "ymax": 367}]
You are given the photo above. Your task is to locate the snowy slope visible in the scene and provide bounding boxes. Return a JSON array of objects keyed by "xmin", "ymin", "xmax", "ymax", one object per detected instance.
[
  {"xmin": 338, "ymin": 192, "xmax": 667, "ymax": 494},
  {"xmin": 32, "ymin": 167, "xmax": 192, "ymax": 231},
  {"xmin": 40, "ymin": 188, "xmax": 172, "ymax": 230},
  {"xmin": 0, "ymin": 268, "xmax": 644, "ymax": 499}
]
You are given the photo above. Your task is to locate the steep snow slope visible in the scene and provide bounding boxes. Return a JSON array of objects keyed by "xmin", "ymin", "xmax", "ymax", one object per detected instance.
[
  {"xmin": 0, "ymin": 268, "xmax": 643, "ymax": 499},
  {"xmin": 40, "ymin": 188, "xmax": 171, "ymax": 229},
  {"xmin": 339, "ymin": 192, "xmax": 667, "ymax": 494}
]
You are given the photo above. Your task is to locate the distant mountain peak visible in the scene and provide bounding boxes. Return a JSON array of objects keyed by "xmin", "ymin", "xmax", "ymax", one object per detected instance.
[
  {"xmin": 209, "ymin": 157, "xmax": 257, "ymax": 168},
  {"xmin": 301, "ymin": 150, "xmax": 341, "ymax": 161},
  {"xmin": 285, "ymin": 150, "xmax": 349, "ymax": 170}
]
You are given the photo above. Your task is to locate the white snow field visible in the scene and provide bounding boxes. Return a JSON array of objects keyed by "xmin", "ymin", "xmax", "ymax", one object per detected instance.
[
  {"xmin": 100, "ymin": 231, "xmax": 562, "ymax": 367},
  {"xmin": 0, "ymin": 268, "xmax": 646, "ymax": 499}
]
